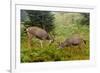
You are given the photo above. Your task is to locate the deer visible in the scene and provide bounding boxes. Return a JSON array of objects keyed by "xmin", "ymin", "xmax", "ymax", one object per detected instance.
[
  {"xmin": 26, "ymin": 26, "xmax": 54, "ymax": 48},
  {"xmin": 59, "ymin": 35, "xmax": 86, "ymax": 49}
]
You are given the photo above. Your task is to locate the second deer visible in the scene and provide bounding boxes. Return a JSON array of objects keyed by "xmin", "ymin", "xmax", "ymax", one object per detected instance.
[{"xmin": 59, "ymin": 35, "xmax": 86, "ymax": 49}]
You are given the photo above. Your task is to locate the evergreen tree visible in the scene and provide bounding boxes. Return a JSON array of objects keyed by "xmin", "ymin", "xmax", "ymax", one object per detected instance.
[{"xmin": 23, "ymin": 10, "xmax": 54, "ymax": 32}]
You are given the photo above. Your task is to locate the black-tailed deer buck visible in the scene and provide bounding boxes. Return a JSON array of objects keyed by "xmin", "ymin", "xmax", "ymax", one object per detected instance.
[
  {"xmin": 59, "ymin": 36, "xmax": 86, "ymax": 49},
  {"xmin": 26, "ymin": 26, "xmax": 54, "ymax": 48}
]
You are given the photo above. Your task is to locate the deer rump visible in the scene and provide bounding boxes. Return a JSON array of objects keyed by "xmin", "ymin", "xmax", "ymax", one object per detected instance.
[{"xmin": 59, "ymin": 36, "xmax": 86, "ymax": 49}]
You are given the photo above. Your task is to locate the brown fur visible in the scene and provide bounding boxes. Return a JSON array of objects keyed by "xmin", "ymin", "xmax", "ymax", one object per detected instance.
[
  {"xmin": 59, "ymin": 36, "xmax": 86, "ymax": 49},
  {"xmin": 26, "ymin": 26, "xmax": 54, "ymax": 48}
]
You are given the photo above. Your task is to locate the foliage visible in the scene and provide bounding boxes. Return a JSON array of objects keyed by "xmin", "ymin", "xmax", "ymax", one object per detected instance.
[
  {"xmin": 21, "ymin": 10, "xmax": 30, "ymax": 22},
  {"xmin": 22, "ymin": 10, "xmax": 55, "ymax": 32},
  {"xmin": 79, "ymin": 13, "xmax": 90, "ymax": 25}
]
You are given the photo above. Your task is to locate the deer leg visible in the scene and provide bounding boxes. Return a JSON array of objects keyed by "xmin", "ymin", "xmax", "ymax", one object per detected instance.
[
  {"xmin": 40, "ymin": 40, "xmax": 43, "ymax": 48},
  {"xmin": 48, "ymin": 40, "xmax": 52, "ymax": 45},
  {"xmin": 27, "ymin": 32, "xmax": 33, "ymax": 49}
]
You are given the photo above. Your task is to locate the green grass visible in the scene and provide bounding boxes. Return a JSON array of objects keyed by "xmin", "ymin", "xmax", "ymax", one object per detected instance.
[
  {"xmin": 21, "ymin": 13, "xmax": 90, "ymax": 63},
  {"xmin": 21, "ymin": 40, "xmax": 89, "ymax": 62}
]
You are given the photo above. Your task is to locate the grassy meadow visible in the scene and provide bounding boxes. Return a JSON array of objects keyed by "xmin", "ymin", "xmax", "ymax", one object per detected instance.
[{"xmin": 21, "ymin": 12, "xmax": 89, "ymax": 63}]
